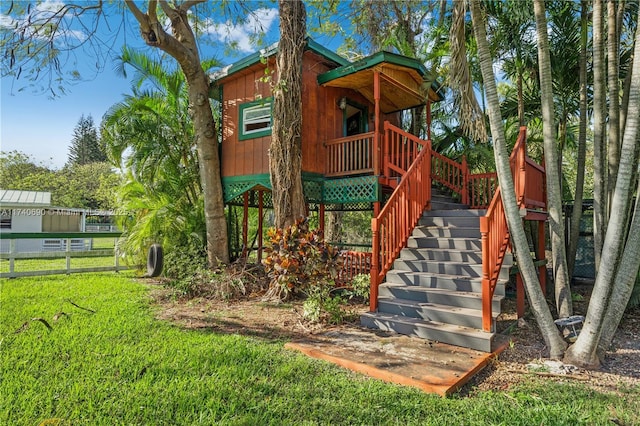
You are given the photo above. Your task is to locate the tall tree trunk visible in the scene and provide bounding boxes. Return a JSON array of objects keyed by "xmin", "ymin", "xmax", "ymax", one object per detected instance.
[
  {"xmin": 125, "ymin": 1, "xmax": 229, "ymax": 266},
  {"xmin": 607, "ymin": 0, "xmax": 621, "ymax": 206},
  {"xmin": 568, "ymin": 0, "xmax": 589, "ymax": 281},
  {"xmin": 270, "ymin": 0, "xmax": 307, "ymax": 229},
  {"xmin": 592, "ymin": 0, "xmax": 608, "ymax": 274},
  {"xmin": 533, "ymin": 0, "xmax": 572, "ymax": 318},
  {"xmin": 470, "ymin": 0, "xmax": 567, "ymax": 359},
  {"xmin": 565, "ymin": 9, "xmax": 640, "ymax": 368}
]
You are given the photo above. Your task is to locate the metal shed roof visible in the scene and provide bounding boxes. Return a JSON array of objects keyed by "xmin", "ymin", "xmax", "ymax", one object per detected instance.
[{"xmin": 0, "ymin": 189, "xmax": 52, "ymax": 207}]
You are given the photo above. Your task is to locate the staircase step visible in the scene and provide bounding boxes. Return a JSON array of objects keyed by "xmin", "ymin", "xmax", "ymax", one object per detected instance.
[
  {"xmin": 430, "ymin": 200, "xmax": 469, "ymax": 210},
  {"xmin": 360, "ymin": 312, "xmax": 495, "ymax": 352},
  {"xmin": 385, "ymin": 270, "xmax": 506, "ymax": 296},
  {"xmin": 400, "ymin": 248, "xmax": 483, "ymax": 263},
  {"xmin": 377, "ymin": 297, "xmax": 496, "ymax": 329},
  {"xmin": 418, "ymin": 216, "xmax": 481, "ymax": 228},
  {"xmin": 378, "ymin": 284, "xmax": 503, "ymax": 311},
  {"xmin": 392, "ymin": 259, "xmax": 510, "ymax": 280},
  {"xmin": 412, "ymin": 226, "xmax": 481, "ymax": 238},
  {"xmin": 423, "ymin": 209, "xmax": 486, "ymax": 217},
  {"xmin": 408, "ymin": 236, "xmax": 482, "ymax": 250}
]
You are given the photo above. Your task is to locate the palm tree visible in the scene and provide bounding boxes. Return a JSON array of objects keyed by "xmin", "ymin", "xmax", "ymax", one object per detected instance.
[
  {"xmin": 101, "ymin": 48, "xmax": 210, "ymax": 262},
  {"xmin": 533, "ymin": 0, "xmax": 573, "ymax": 318},
  {"xmin": 565, "ymin": 3, "xmax": 640, "ymax": 369},
  {"xmin": 468, "ymin": 0, "xmax": 568, "ymax": 358}
]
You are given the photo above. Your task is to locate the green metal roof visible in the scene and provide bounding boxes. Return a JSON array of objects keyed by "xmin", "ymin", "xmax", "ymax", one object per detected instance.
[
  {"xmin": 317, "ymin": 51, "xmax": 427, "ymax": 84},
  {"xmin": 210, "ymin": 38, "xmax": 349, "ymax": 83},
  {"xmin": 317, "ymin": 50, "xmax": 442, "ymax": 101}
]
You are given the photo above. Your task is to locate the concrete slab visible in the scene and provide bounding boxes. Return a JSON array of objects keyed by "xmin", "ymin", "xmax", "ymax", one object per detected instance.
[{"xmin": 285, "ymin": 327, "xmax": 509, "ymax": 396}]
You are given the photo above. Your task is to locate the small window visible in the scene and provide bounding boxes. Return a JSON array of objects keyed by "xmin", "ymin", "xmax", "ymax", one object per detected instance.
[
  {"xmin": 239, "ymin": 99, "xmax": 272, "ymax": 140},
  {"xmin": 0, "ymin": 210, "xmax": 11, "ymax": 229}
]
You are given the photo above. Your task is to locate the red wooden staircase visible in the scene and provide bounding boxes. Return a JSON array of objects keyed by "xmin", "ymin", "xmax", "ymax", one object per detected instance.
[{"xmin": 362, "ymin": 124, "xmax": 547, "ymax": 352}]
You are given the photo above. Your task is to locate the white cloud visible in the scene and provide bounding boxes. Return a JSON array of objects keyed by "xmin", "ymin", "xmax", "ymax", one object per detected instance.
[
  {"xmin": 35, "ymin": 1, "xmax": 66, "ymax": 14},
  {"xmin": 0, "ymin": 14, "xmax": 17, "ymax": 29},
  {"xmin": 1, "ymin": 1, "xmax": 84, "ymax": 42},
  {"xmin": 204, "ymin": 8, "xmax": 279, "ymax": 53}
]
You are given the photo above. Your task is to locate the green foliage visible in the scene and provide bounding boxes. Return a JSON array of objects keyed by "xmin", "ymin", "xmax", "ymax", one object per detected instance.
[
  {"xmin": 0, "ymin": 150, "xmax": 119, "ymax": 210},
  {"xmin": 67, "ymin": 114, "xmax": 107, "ymax": 166},
  {"xmin": 163, "ymin": 235, "xmax": 208, "ymax": 281},
  {"xmin": 262, "ymin": 218, "xmax": 342, "ymax": 301},
  {"xmin": 102, "ymin": 48, "xmax": 210, "ymax": 264},
  {"xmin": 350, "ymin": 273, "xmax": 371, "ymax": 300},
  {"xmin": 114, "ymin": 177, "xmax": 206, "ymax": 266}
]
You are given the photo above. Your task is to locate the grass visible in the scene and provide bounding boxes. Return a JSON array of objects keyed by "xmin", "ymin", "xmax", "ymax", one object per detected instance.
[{"xmin": 1, "ymin": 273, "xmax": 638, "ymax": 425}]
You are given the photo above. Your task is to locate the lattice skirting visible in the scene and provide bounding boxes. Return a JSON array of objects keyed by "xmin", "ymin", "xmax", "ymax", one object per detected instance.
[{"xmin": 223, "ymin": 174, "xmax": 380, "ymax": 211}]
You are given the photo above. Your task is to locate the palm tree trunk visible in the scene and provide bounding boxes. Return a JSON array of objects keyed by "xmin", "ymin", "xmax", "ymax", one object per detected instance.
[
  {"xmin": 592, "ymin": 0, "xmax": 608, "ymax": 274},
  {"xmin": 607, "ymin": 0, "xmax": 621, "ymax": 207},
  {"xmin": 565, "ymin": 11, "xmax": 640, "ymax": 368},
  {"xmin": 470, "ymin": 0, "xmax": 567, "ymax": 359},
  {"xmin": 568, "ymin": 1, "xmax": 589, "ymax": 281},
  {"xmin": 533, "ymin": 0, "xmax": 572, "ymax": 318}
]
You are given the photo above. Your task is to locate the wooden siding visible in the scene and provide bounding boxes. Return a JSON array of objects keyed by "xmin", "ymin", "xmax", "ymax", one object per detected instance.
[{"xmin": 220, "ymin": 51, "xmax": 377, "ymax": 178}]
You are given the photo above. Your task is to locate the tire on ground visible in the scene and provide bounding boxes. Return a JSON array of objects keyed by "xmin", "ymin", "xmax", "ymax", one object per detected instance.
[{"xmin": 146, "ymin": 244, "xmax": 163, "ymax": 277}]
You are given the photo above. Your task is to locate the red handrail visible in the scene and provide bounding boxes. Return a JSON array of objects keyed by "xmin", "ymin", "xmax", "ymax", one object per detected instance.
[
  {"xmin": 370, "ymin": 141, "xmax": 432, "ymax": 311},
  {"xmin": 480, "ymin": 126, "xmax": 545, "ymax": 331},
  {"xmin": 383, "ymin": 122, "xmax": 427, "ymax": 182}
]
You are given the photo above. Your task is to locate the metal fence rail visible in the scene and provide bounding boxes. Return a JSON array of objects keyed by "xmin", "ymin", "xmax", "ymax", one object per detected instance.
[{"xmin": 0, "ymin": 232, "xmax": 130, "ymax": 278}]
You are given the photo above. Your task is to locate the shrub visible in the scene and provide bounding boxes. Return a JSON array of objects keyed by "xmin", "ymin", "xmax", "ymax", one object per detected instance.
[{"xmin": 262, "ymin": 218, "xmax": 342, "ymax": 301}]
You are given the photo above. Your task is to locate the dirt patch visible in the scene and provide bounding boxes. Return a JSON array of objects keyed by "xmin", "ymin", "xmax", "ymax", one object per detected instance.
[{"xmin": 148, "ymin": 281, "xmax": 640, "ymax": 395}]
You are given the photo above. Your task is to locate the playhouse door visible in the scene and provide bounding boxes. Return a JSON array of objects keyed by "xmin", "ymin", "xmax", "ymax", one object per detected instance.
[{"xmin": 344, "ymin": 100, "xmax": 368, "ymax": 137}]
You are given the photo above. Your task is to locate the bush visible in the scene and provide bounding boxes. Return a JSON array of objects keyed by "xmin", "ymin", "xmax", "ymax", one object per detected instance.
[
  {"xmin": 262, "ymin": 218, "xmax": 342, "ymax": 301},
  {"xmin": 163, "ymin": 235, "xmax": 208, "ymax": 281}
]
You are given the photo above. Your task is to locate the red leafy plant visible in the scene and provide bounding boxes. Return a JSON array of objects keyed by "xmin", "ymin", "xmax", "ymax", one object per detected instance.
[{"xmin": 262, "ymin": 218, "xmax": 342, "ymax": 301}]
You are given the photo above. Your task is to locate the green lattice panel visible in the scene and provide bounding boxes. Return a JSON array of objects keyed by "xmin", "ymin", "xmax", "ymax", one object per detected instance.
[
  {"xmin": 323, "ymin": 176, "xmax": 379, "ymax": 204},
  {"xmin": 324, "ymin": 202, "xmax": 374, "ymax": 211},
  {"xmin": 227, "ymin": 189, "xmax": 274, "ymax": 208},
  {"xmin": 223, "ymin": 174, "xmax": 272, "ymax": 203},
  {"xmin": 303, "ymin": 178, "xmax": 323, "ymax": 203}
]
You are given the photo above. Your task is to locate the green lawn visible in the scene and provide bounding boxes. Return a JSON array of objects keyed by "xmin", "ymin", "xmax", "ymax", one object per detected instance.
[{"xmin": 1, "ymin": 273, "xmax": 638, "ymax": 425}]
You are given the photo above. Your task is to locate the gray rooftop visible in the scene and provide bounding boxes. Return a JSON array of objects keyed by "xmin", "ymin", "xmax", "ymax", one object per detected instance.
[{"xmin": 0, "ymin": 189, "xmax": 52, "ymax": 207}]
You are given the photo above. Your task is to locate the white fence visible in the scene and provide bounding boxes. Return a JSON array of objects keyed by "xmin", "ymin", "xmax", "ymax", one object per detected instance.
[{"xmin": 0, "ymin": 232, "xmax": 130, "ymax": 278}]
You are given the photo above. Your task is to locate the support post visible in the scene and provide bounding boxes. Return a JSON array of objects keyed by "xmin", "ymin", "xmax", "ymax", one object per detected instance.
[
  {"xmin": 319, "ymin": 203, "xmax": 325, "ymax": 236},
  {"xmin": 370, "ymin": 217, "xmax": 380, "ymax": 312},
  {"xmin": 480, "ymin": 216, "xmax": 492, "ymax": 332},
  {"xmin": 242, "ymin": 192, "xmax": 249, "ymax": 259},
  {"xmin": 516, "ymin": 273, "xmax": 525, "ymax": 318},
  {"xmin": 426, "ymin": 100, "xmax": 432, "ymax": 140},
  {"xmin": 373, "ymin": 71, "xmax": 381, "ymax": 177},
  {"xmin": 461, "ymin": 155, "xmax": 469, "ymax": 206},
  {"xmin": 257, "ymin": 190, "xmax": 264, "ymax": 263},
  {"xmin": 66, "ymin": 238, "xmax": 71, "ymax": 274},
  {"xmin": 538, "ymin": 220, "xmax": 547, "ymax": 295}
]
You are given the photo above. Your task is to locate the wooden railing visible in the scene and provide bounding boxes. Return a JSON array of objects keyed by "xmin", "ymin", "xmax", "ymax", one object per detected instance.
[
  {"xmin": 431, "ymin": 151, "xmax": 468, "ymax": 204},
  {"xmin": 479, "ymin": 126, "xmax": 546, "ymax": 331},
  {"xmin": 370, "ymin": 141, "xmax": 432, "ymax": 311},
  {"xmin": 469, "ymin": 172, "xmax": 498, "ymax": 209},
  {"xmin": 382, "ymin": 122, "xmax": 427, "ymax": 182},
  {"xmin": 325, "ymin": 132, "xmax": 375, "ymax": 177},
  {"xmin": 336, "ymin": 250, "xmax": 372, "ymax": 285}
]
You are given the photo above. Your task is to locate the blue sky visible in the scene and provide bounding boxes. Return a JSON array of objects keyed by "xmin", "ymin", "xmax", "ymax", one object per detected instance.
[{"xmin": 1, "ymin": 2, "xmax": 346, "ymax": 169}]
